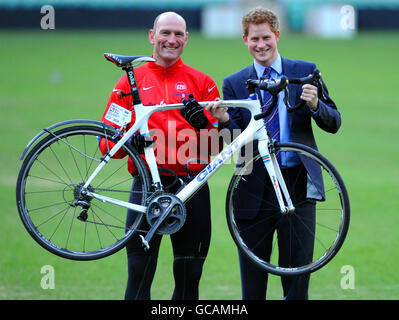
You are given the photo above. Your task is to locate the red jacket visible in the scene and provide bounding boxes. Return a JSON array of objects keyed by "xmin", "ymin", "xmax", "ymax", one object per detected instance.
[{"xmin": 100, "ymin": 58, "xmax": 221, "ymax": 176}]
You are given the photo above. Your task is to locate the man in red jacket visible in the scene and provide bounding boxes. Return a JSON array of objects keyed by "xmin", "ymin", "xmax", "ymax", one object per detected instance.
[{"xmin": 100, "ymin": 11, "xmax": 228, "ymax": 300}]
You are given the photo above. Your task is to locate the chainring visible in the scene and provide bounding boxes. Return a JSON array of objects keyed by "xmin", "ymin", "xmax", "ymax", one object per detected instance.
[{"xmin": 145, "ymin": 192, "xmax": 186, "ymax": 235}]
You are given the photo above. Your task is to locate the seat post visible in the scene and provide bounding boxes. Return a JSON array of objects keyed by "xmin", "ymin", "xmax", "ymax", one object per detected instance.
[{"xmin": 123, "ymin": 65, "xmax": 142, "ymax": 106}]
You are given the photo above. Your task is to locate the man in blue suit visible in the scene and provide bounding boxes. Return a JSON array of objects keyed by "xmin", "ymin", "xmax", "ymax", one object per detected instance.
[{"xmin": 222, "ymin": 7, "xmax": 341, "ymax": 299}]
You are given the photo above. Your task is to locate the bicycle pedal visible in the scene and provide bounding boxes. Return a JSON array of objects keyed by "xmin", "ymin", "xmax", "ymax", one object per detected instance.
[{"xmin": 139, "ymin": 235, "xmax": 150, "ymax": 251}]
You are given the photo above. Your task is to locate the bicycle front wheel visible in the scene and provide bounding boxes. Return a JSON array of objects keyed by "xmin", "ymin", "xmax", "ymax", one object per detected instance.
[
  {"xmin": 16, "ymin": 125, "xmax": 151, "ymax": 260},
  {"xmin": 226, "ymin": 142, "xmax": 350, "ymax": 276}
]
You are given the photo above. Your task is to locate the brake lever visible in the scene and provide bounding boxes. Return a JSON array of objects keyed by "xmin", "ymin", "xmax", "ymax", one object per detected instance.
[
  {"xmin": 317, "ymin": 78, "xmax": 327, "ymax": 100},
  {"xmin": 287, "ymin": 69, "xmax": 323, "ymax": 112},
  {"xmin": 283, "ymin": 87, "xmax": 290, "ymax": 110}
]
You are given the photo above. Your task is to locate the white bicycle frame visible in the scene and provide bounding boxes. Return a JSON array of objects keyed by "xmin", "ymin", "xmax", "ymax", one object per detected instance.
[{"xmin": 83, "ymin": 98, "xmax": 294, "ymax": 215}]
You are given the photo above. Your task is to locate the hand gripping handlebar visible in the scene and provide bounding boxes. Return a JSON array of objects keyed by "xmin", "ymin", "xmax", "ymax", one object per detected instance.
[
  {"xmin": 246, "ymin": 68, "xmax": 323, "ymax": 121},
  {"xmin": 285, "ymin": 68, "xmax": 324, "ymax": 113}
]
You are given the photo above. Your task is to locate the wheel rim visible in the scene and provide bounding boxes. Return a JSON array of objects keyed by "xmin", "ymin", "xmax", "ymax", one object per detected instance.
[
  {"xmin": 17, "ymin": 127, "xmax": 150, "ymax": 260},
  {"xmin": 226, "ymin": 144, "xmax": 349, "ymax": 275}
]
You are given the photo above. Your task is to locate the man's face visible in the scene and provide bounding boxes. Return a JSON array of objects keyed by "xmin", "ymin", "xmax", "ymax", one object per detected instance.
[
  {"xmin": 149, "ymin": 13, "xmax": 188, "ymax": 67},
  {"xmin": 243, "ymin": 23, "xmax": 280, "ymax": 66}
]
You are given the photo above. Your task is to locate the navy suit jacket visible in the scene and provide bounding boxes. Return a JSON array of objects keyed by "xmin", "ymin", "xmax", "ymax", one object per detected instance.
[{"xmin": 222, "ymin": 57, "xmax": 341, "ymax": 219}]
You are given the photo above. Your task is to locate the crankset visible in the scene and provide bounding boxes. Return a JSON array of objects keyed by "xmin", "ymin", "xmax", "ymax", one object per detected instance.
[{"xmin": 139, "ymin": 192, "xmax": 186, "ymax": 251}]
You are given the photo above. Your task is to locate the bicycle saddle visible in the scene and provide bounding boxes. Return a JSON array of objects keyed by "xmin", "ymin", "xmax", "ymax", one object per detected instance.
[{"xmin": 104, "ymin": 53, "xmax": 156, "ymax": 67}]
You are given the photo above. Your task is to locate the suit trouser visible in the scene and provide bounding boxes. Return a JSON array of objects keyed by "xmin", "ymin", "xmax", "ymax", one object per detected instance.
[{"xmin": 237, "ymin": 165, "xmax": 316, "ymax": 300}]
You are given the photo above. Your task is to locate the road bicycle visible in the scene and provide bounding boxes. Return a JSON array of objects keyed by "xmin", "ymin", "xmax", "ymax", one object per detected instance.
[{"xmin": 16, "ymin": 53, "xmax": 350, "ymax": 276}]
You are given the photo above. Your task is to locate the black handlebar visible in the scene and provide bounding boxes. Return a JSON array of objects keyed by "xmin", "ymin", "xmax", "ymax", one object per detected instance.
[
  {"xmin": 247, "ymin": 68, "xmax": 323, "ymax": 121},
  {"xmin": 286, "ymin": 68, "xmax": 324, "ymax": 113},
  {"xmin": 248, "ymin": 76, "xmax": 289, "ymax": 120},
  {"xmin": 247, "ymin": 76, "xmax": 289, "ymax": 97}
]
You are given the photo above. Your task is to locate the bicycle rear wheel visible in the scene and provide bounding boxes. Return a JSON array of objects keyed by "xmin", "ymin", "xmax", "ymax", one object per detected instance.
[
  {"xmin": 16, "ymin": 125, "xmax": 151, "ymax": 260},
  {"xmin": 226, "ymin": 142, "xmax": 350, "ymax": 276}
]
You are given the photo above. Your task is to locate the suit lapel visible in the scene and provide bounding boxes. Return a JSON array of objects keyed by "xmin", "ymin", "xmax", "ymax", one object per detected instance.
[
  {"xmin": 281, "ymin": 56, "xmax": 298, "ymax": 78},
  {"xmin": 247, "ymin": 64, "xmax": 258, "ymax": 80},
  {"xmin": 282, "ymin": 56, "xmax": 300, "ymax": 100},
  {"xmin": 281, "ymin": 57, "xmax": 299, "ymax": 135},
  {"xmin": 244, "ymin": 64, "xmax": 263, "ymax": 104}
]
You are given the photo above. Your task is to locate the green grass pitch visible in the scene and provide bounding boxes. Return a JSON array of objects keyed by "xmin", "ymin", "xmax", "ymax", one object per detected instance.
[{"xmin": 1, "ymin": 29, "xmax": 399, "ymax": 299}]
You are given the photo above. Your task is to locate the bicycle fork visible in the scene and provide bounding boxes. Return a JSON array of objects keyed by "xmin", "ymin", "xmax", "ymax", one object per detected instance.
[{"xmin": 258, "ymin": 139, "xmax": 295, "ymax": 214}]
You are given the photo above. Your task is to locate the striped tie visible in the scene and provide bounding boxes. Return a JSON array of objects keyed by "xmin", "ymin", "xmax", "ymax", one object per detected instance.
[{"xmin": 261, "ymin": 67, "xmax": 281, "ymax": 164}]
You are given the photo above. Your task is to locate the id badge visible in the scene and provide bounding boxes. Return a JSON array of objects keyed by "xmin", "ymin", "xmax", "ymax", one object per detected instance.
[{"xmin": 104, "ymin": 103, "xmax": 131, "ymax": 127}]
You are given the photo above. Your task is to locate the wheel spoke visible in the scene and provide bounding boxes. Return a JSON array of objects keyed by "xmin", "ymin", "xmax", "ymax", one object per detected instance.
[
  {"xmin": 227, "ymin": 144, "xmax": 349, "ymax": 275},
  {"xmin": 17, "ymin": 126, "xmax": 149, "ymax": 260}
]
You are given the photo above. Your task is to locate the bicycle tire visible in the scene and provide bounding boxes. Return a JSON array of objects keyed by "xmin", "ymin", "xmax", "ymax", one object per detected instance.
[
  {"xmin": 16, "ymin": 125, "xmax": 151, "ymax": 260},
  {"xmin": 226, "ymin": 142, "xmax": 350, "ymax": 276}
]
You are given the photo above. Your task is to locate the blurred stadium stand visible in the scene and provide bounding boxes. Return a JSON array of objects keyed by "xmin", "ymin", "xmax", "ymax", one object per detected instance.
[
  {"xmin": 0, "ymin": 0, "xmax": 233, "ymax": 30},
  {"xmin": 1, "ymin": 0, "xmax": 399, "ymax": 34},
  {"xmin": 280, "ymin": 0, "xmax": 399, "ymax": 31}
]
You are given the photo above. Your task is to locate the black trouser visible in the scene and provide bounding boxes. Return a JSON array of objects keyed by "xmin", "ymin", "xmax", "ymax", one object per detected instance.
[
  {"xmin": 124, "ymin": 175, "xmax": 211, "ymax": 300},
  {"xmin": 237, "ymin": 165, "xmax": 316, "ymax": 300}
]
